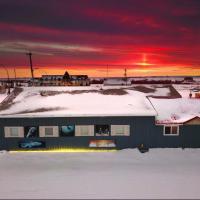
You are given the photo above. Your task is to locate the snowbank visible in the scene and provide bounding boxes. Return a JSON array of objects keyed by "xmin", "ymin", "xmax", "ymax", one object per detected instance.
[{"xmin": 0, "ymin": 148, "xmax": 200, "ymax": 199}]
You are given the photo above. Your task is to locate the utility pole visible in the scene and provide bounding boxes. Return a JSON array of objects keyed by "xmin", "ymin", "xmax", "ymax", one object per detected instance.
[
  {"xmin": 14, "ymin": 67, "xmax": 17, "ymax": 80},
  {"xmin": 1, "ymin": 65, "xmax": 10, "ymax": 93},
  {"xmin": 124, "ymin": 68, "xmax": 127, "ymax": 85},
  {"xmin": 26, "ymin": 52, "xmax": 34, "ymax": 85},
  {"xmin": 13, "ymin": 67, "xmax": 17, "ymax": 88},
  {"xmin": 107, "ymin": 64, "xmax": 109, "ymax": 78}
]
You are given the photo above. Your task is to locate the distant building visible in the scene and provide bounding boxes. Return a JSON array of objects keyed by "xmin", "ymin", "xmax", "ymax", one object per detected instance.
[
  {"xmin": 70, "ymin": 75, "xmax": 90, "ymax": 86},
  {"xmin": 40, "ymin": 75, "xmax": 64, "ymax": 86},
  {"xmin": 40, "ymin": 71, "xmax": 90, "ymax": 86},
  {"xmin": 183, "ymin": 76, "xmax": 194, "ymax": 84}
]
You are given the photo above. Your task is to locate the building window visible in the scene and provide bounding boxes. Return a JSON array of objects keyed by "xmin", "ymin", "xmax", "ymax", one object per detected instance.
[
  {"xmin": 45, "ymin": 127, "xmax": 53, "ymax": 136},
  {"xmin": 95, "ymin": 125, "xmax": 110, "ymax": 136},
  {"xmin": 60, "ymin": 125, "xmax": 75, "ymax": 137},
  {"xmin": 39, "ymin": 126, "xmax": 59, "ymax": 137},
  {"xmin": 10, "ymin": 127, "xmax": 19, "ymax": 137},
  {"xmin": 89, "ymin": 140, "xmax": 116, "ymax": 148},
  {"xmin": 4, "ymin": 127, "xmax": 24, "ymax": 138},
  {"xmin": 111, "ymin": 125, "xmax": 130, "ymax": 136},
  {"xmin": 75, "ymin": 125, "xmax": 94, "ymax": 136},
  {"xmin": 24, "ymin": 126, "xmax": 39, "ymax": 138},
  {"xmin": 163, "ymin": 125, "xmax": 179, "ymax": 136}
]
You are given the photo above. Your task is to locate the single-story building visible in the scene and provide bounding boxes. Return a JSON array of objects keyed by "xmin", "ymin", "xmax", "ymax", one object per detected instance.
[
  {"xmin": 148, "ymin": 97, "xmax": 200, "ymax": 148},
  {"xmin": 0, "ymin": 85, "xmax": 200, "ymax": 150}
]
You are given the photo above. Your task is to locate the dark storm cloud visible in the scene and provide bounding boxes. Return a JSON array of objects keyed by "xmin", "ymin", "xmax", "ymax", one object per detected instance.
[
  {"xmin": 0, "ymin": 0, "xmax": 199, "ymax": 36},
  {"xmin": 0, "ymin": 0, "xmax": 157, "ymax": 36}
]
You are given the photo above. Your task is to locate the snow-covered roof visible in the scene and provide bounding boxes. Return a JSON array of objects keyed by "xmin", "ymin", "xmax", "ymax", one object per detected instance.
[
  {"xmin": 173, "ymin": 84, "xmax": 200, "ymax": 98},
  {"xmin": 0, "ymin": 86, "xmax": 160, "ymax": 118},
  {"xmin": 149, "ymin": 97, "xmax": 200, "ymax": 124},
  {"xmin": 2, "ymin": 84, "xmax": 198, "ymax": 121}
]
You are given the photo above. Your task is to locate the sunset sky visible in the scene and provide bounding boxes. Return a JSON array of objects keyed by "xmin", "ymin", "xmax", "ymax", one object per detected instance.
[{"xmin": 0, "ymin": 0, "xmax": 200, "ymax": 78}]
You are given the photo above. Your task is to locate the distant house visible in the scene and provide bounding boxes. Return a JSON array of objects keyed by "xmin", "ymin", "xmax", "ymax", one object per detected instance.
[
  {"xmin": 0, "ymin": 85, "xmax": 200, "ymax": 151},
  {"xmin": 40, "ymin": 71, "xmax": 90, "ymax": 86},
  {"xmin": 41, "ymin": 75, "xmax": 64, "ymax": 86},
  {"xmin": 69, "ymin": 75, "xmax": 90, "ymax": 86},
  {"xmin": 183, "ymin": 76, "xmax": 195, "ymax": 84}
]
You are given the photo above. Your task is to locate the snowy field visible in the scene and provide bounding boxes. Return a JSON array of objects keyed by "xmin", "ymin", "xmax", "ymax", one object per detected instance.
[{"xmin": 0, "ymin": 149, "xmax": 200, "ymax": 199}]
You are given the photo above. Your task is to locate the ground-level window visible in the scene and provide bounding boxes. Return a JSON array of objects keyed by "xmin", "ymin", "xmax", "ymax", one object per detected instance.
[
  {"xmin": 75, "ymin": 125, "xmax": 94, "ymax": 136},
  {"xmin": 60, "ymin": 125, "xmax": 75, "ymax": 137},
  {"xmin": 39, "ymin": 126, "xmax": 59, "ymax": 137},
  {"xmin": 24, "ymin": 126, "xmax": 39, "ymax": 138},
  {"xmin": 4, "ymin": 127, "xmax": 24, "ymax": 138},
  {"xmin": 95, "ymin": 125, "xmax": 110, "ymax": 136},
  {"xmin": 163, "ymin": 125, "xmax": 179, "ymax": 136},
  {"xmin": 89, "ymin": 140, "xmax": 116, "ymax": 148},
  {"xmin": 111, "ymin": 125, "xmax": 130, "ymax": 136}
]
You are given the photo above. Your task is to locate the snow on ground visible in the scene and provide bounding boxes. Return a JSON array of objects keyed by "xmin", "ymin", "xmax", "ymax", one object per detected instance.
[
  {"xmin": 104, "ymin": 78, "xmax": 131, "ymax": 85},
  {"xmin": 150, "ymin": 97, "xmax": 200, "ymax": 123},
  {"xmin": 154, "ymin": 87, "xmax": 170, "ymax": 96},
  {"xmin": 0, "ymin": 149, "xmax": 200, "ymax": 199},
  {"xmin": 0, "ymin": 93, "xmax": 7, "ymax": 103},
  {"xmin": 0, "ymin": 88, "xmax": 14, "ymax": 103},
  {"xmin": 173, "ymin": 84, "xmax": 200, "ymax": 97}
]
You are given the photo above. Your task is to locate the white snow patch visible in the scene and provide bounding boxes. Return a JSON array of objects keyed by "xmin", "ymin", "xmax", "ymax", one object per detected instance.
[
  {"xmin": 173, "ymin": 84, "xmax": 200, "ymax": 98},
  {"xmin": 0, "ymin": 149, "xmax": 200, "ymax": 199},
  {"xmin": 0, "ymin": 93, "xmax": 7, "ymax": 103},
  {"xmin": 150, "ymin": 97, "xmax": 200, "ymax": 123},
  {"xmin": 0, "ymin": 86, "xmax": 157, "ymax": 117}
]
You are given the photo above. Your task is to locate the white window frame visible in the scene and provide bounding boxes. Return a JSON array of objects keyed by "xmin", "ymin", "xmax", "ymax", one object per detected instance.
[
  {"xmin": 39, "ymin": 126, "xmax": 59, "ymax": 137},
  {"xmin": 163, "ymin": 125, "xmax": 179, "ymax": 136},
  {"xmin": 111, "ymin": 125, "xmax": 130, "ymax": 136},
  {"xmin": 4, "ymin": 127, "xmax": 24, "ymax": 138},
  {"xmin": 75, "ymin": 125, "xmax": 94, "ymax": 136}
]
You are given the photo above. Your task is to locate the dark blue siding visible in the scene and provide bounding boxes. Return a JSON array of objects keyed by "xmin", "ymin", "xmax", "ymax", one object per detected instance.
[{"xmin": 0, "ymin": 116, "xmax": 200, "ymax": 150}]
